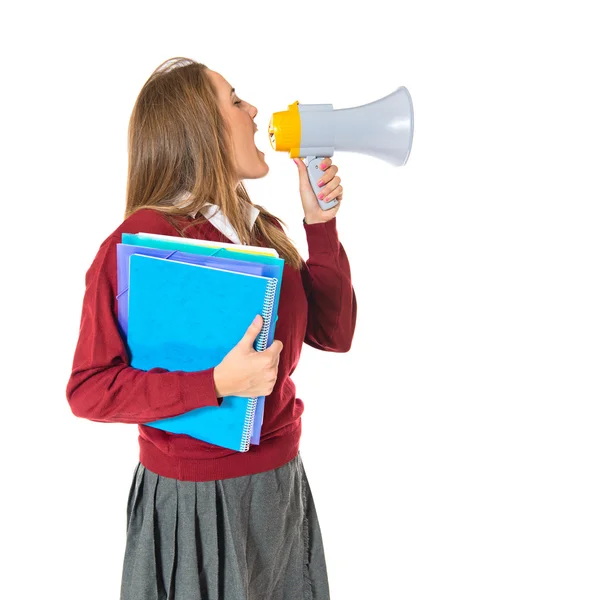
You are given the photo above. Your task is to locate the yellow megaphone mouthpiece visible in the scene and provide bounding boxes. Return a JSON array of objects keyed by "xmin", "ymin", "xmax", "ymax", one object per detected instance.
[{"xmin": 268, "ymin": 101, "xmax": 302, "ymax": 157}]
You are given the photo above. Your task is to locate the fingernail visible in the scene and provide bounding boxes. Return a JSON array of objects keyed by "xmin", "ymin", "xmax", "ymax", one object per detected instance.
[
  {"xmin": 318, "ymin": 192, "xmax": 325, "ymax": 199},
  {"xmin": 320, "ymin": 163, "xmax": 327, "ymax": 170},
  {"xmin": 317, "ymin": 179, "xmax": 324, "ymax": 187}
]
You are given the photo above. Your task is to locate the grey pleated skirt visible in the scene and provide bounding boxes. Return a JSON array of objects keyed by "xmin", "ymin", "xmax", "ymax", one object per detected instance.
[{"xmin": 119, "ymin": 452, "xmax": 330, "ymax": 600}]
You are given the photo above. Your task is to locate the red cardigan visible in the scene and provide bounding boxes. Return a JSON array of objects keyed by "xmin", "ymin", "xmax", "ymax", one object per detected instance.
[{"xmin": 66, "ymin": 208, "xmax": 357, "ymax": 481}]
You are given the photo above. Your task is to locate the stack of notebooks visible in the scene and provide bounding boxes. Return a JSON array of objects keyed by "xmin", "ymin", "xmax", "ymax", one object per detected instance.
[{"xmin": 116, "ymin": 232, "xmax": 284, "ymax": 453}]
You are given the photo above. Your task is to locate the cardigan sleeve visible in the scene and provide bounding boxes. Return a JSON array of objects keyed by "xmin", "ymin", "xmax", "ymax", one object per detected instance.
[
  {"xmin": 65, "ymin": 234, "xmax": 222, "ymax": 424},
  {"xmin": 301, "ymin": 217, "xmax": 357, "ymax": 352}
]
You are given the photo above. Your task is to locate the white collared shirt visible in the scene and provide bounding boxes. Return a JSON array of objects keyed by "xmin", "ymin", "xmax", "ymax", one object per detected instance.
[{"xmin": 174, "ymin": 192, "xmax": 259, "ymax": 245}]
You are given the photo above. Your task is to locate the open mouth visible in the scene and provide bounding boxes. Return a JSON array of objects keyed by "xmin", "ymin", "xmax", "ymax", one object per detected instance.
[{"xmin": 268, "ymin": 122, "xmax": 276, "ymax": 148}]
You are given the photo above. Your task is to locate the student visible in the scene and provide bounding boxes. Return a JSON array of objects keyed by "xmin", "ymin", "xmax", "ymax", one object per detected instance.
[{"xmin": 66, "ymin": 57, "xmax": 357, "ymax": 600}]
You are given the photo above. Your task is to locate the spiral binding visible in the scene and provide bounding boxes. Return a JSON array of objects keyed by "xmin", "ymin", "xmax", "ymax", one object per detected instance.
[
  {"xmin": 240, "ymin": 277, "xmax": 278, "ymax": 452},
  {"xmin": 240, "ymin": 396, "xmax": 258, "ymax": 452},
  {"xmin": 256, "ymin": 278, "xmax": 277, "ymax": 351}
]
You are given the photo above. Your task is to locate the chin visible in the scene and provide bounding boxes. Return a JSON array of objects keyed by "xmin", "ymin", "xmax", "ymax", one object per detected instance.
[
  {"xmin": 257, "ymin": 159, "xmax": 269, "ymax": 177},
  {"xmin": 243, "ymin": 154, "xmax": 269, "ymax": 179}
]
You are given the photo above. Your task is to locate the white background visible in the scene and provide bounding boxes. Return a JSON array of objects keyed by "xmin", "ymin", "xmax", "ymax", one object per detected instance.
[{"xmin": 2, "ymin": 1, "xmax": 599, "ymax": 598}]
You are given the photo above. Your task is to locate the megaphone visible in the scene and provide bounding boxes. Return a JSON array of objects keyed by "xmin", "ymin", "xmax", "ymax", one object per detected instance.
[{"xmin": 268, "ymin": 86, "xmax": 413, "ymax": 210}]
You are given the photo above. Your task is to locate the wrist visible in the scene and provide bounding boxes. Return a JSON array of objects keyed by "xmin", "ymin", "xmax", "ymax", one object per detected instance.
[
  {"xmin": 303, "ymin": 217, "xmax": 329, "ymax": 225},
  {"xmin": 213, "ymin": 364, "xmax": 229, "ymax": 398}
]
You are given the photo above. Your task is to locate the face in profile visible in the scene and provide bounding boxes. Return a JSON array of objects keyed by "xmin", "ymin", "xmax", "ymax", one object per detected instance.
[{"xmin": 206, "ymin": 69, "xmax": 269, "ymax": 182}]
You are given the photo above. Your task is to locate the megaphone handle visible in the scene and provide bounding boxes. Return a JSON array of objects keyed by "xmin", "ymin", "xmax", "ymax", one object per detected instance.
[{"xmin": 305, "ymin": 155, "xmax": 339, "ymax": 211}]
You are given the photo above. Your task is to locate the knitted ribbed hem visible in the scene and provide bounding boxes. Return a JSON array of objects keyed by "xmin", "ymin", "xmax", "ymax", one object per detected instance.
[
  {"xmin": 303, "ymin": 217, "xmax": 339, "ymax": 255},
  {"xmin": 138, "ymin": 421, "xmax": 302, "ymax": 482}
]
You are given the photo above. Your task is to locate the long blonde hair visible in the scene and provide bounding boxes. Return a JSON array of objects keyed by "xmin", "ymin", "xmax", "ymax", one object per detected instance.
[{"xmin": 125, "ymin": 57, "xmax": 303, "ymax": 270}]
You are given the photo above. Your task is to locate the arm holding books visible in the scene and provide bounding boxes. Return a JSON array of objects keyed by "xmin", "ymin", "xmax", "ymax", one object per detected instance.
[
  {"xmin": 66, "ymin": 235, "xmax": 222, "ymax": 424},
  {"xmin": 66, "ymin": 236, "xmax": 282, "ymax": 424}
]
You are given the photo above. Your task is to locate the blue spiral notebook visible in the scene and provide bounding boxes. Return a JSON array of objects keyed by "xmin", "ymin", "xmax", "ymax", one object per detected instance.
[
  {"xmin": 121, "ymin": 232, "xmax": 284, "ymax": 443},
  {"xmin": 127, "ymin": 253, "xmax": 278, "ymax": 453},
  {"xmin": 117, "ymin": 237, "xmax": 284, "ymax": 445}
]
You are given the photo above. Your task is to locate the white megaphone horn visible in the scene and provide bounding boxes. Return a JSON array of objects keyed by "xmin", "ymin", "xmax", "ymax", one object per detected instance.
[{"xmin": 268, "ymin": 86, "xmax": 414, "ymax": 210}]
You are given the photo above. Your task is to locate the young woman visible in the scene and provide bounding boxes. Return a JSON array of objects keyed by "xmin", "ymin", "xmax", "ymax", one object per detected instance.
[{"xmin": 66, "ymin": 57, "xmax": 357, "ymax": 600}]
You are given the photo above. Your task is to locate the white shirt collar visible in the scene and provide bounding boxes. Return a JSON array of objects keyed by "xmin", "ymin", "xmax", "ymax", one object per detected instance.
[{"xmin": 173, "ymin": 192, "xmax": 260, "ymax": 245}]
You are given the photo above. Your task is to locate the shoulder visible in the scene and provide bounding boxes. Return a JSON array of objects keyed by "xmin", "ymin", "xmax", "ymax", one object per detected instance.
[
  {"xmin": 86, "ymin": 209, "xmax": 184, "ymax": 280},
  {"xmin": 112, "ymin": 208, "xmax": 181, "ymax": 240},
  {"xmin": 97, "ymin": 208, "xmax": 184, "ymax": 250}
]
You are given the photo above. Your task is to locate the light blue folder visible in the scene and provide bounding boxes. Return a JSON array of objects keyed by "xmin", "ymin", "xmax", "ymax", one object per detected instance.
[
  {"xmin": 127, "ymin": 253, "xmax": 278, "ymax": 453},
  {"xmin": 120, "ymin": 233, "xmax": 285, "ymax": 445}
]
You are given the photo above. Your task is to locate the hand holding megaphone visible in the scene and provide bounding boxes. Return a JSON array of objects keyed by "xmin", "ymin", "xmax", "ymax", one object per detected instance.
[
  {"xmin": 268, "ymin": 86, "xmax": 414, "ymax": 211},
  {"xmin": 292, "ymin": 156, "xmax": 341, "ymax": 223}
]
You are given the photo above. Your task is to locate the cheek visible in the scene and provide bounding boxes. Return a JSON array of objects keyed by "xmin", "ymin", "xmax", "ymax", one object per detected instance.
[
  {"xmin": 235, "ymin": 124, "xmax": 256, "ymax": 155},
  {"xmin": 227, "ymin": 114, "xmax": 257, "ymax": 165}
]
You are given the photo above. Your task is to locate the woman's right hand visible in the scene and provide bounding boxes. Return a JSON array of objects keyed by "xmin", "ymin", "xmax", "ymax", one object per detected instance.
[{"xmin": 213, "ymin": 315, "xmax": 283, "ymax": 398}]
